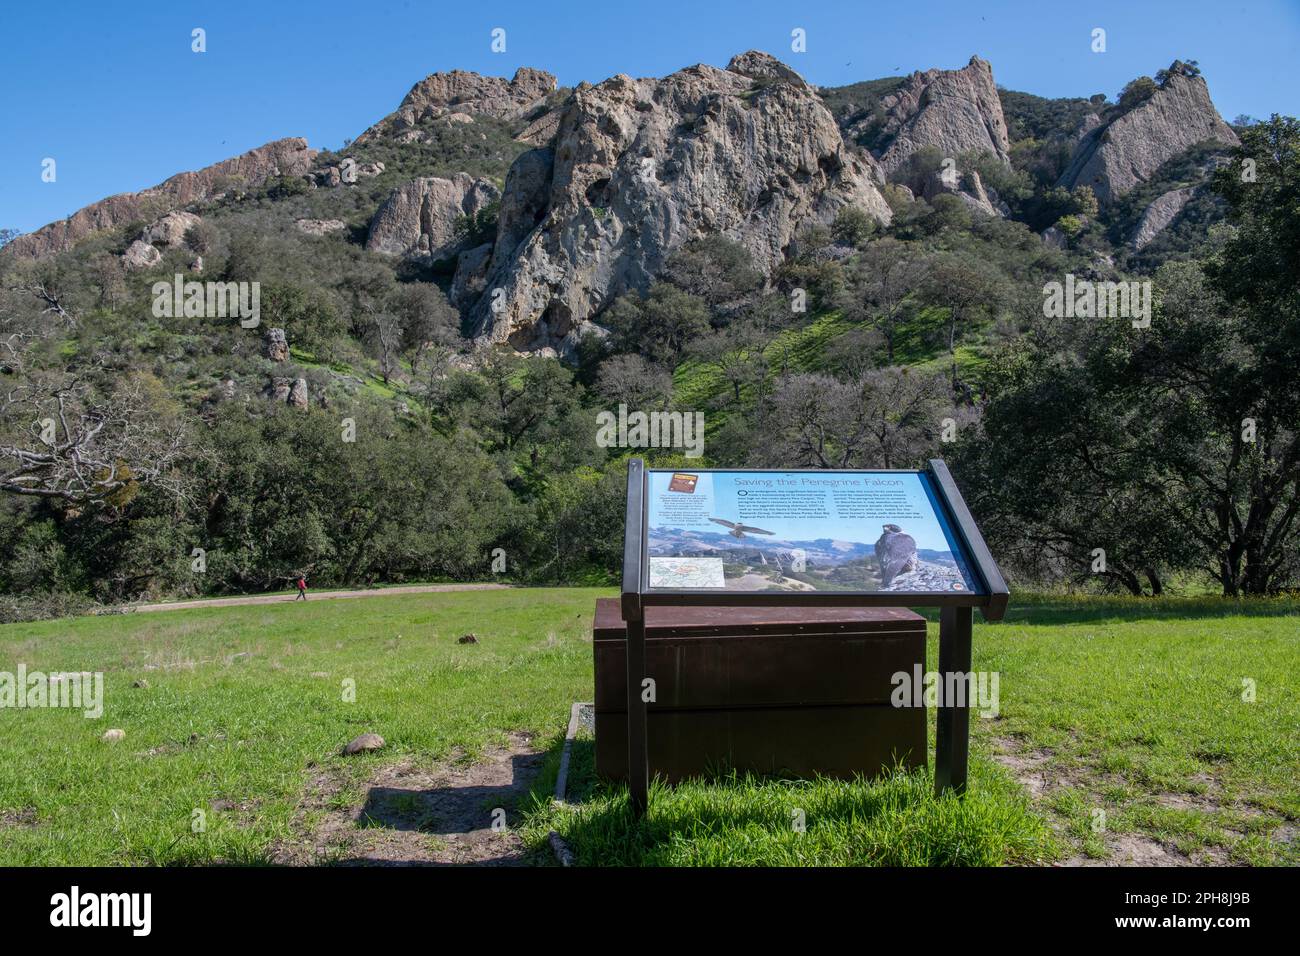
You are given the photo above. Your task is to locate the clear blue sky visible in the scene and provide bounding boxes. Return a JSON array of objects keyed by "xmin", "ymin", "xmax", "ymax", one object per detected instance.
[{"xmin": 2, "ymin": 0, "xmax": 1296, "ymax": 234}]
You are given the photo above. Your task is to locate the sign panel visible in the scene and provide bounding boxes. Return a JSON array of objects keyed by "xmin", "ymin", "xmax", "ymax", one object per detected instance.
[{"xmin": 644, "ymin": 469, "xmax": 982, "ymax": 594}]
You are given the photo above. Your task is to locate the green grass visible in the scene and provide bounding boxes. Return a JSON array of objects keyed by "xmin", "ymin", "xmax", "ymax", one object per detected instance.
[
  {"xmin": 0, "ymin": 589, "xmax": 1295, "ymax": 865},
  {"xmin": 0, "ymin": 588, "xmax": 599, "ymax": 865}
]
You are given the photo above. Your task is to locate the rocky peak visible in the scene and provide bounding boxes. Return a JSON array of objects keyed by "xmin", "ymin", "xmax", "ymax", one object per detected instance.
[
  {"xmin": 1057, "ymin": 65, "xmax": 1238, "ymax": 205},
  {"xmin": 465, "ymin": 52, "xmax": 891, "ymax": 351},
  {"xmin": 399, "ymin": 66, "xmax": 556, "ymax": 117},
  {"xmin": 4, "ymin": 138, "xmax": 317, "ymax": 260},
  {"xmin": 726, "ymin": 50, "xmax": 807, "ymax": 88},
  {"xmin": 355, "ymin": 66, "xmax": 558, "ymax": 144},
  {"xmin": 873, "ymin": 56, "xmax": 1011, "ymax": 178}
]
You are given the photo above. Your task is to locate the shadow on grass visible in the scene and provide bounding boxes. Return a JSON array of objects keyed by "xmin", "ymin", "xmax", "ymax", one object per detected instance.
[
  {"xmin": 357, "ymin": 750, "xmax": 542, "ymax": 835},
  {"xmin": 534, "ymin": 739, "xmax": 1053, "ymax": 866}
]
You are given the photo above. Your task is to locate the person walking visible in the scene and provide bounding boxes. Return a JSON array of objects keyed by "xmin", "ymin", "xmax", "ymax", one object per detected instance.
[{"xmin": 295, "ymin": 575, "xmax": 308, "ymax": 601}]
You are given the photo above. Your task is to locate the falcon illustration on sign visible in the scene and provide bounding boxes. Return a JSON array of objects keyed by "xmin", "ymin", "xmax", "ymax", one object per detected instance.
[
  {"xmin": 875, "ymin": 523, "xmax": 918, "ymax": 587},
  {"xmin": 708, "ymin": 517, "xmax": 775, "ymax": 540}
]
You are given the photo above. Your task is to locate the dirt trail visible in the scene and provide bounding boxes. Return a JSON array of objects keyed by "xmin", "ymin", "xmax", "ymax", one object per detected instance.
[{"xmin": 129, "ymin": 583, "xmax": 510, "ymax": 614}]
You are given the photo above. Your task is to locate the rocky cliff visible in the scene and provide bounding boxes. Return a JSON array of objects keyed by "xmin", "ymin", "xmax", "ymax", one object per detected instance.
[
  {"xmin": 366, "ymin": 173, "xmax": 501, "ymax": 262},
  {"xmin": 5, "ymin": 138, "xmax": 317, "ymax": 260},
  {"xmin": 870, "ymin": 56, "xmax": 1011, "ymax": 178},
  {"xmin": 354, "ymin": 67, "xmax": 558, "ymax": 145},
  {"xmin": 1057, "ymin": 65, "xmax": 1238, "ymax": 205},
  {"xmin": 465, "ymin": 51, "xmax": 892, "ymax": 351}
]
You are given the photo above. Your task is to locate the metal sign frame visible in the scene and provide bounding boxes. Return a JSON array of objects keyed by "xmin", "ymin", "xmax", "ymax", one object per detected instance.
[{"xmin": 619, "ymin": 458, "xmax": 1009, "ymax": 816}]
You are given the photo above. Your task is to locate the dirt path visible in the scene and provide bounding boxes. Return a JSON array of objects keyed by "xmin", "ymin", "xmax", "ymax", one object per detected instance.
[{"xmin": 128, "ymin": 582, "xmax": 511, "ymax": 614}]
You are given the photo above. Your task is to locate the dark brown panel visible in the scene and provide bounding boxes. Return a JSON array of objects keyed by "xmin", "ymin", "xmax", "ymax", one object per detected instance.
[
  {"xmin": 595, "ymin": 705, "xmax": 926, "ymax": 783},
  {"xmin": 594, "ymin": 630, "xmax": 925, "ymax": 710}
]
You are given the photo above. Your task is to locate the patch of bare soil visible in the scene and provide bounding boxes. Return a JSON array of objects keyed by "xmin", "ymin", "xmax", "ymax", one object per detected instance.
[
  {"xmin": 273, "ymin": 732, "xmax": 547, "ymax": 866},
  {"xmin": 1056, "ymin": 834, "xmax": 1193, "ymax": 867},
  {"xmin": 0, "ymin": 808, "xmax": 39, "ymax": 829},
  {"xmin": 988, "ymin": 735, "xmax": 1199, "ymax": 867}
]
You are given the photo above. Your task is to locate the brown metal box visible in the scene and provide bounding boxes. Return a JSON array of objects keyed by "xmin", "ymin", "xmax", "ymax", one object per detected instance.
[{"xmin": 592, "ymin": 599, "xmax": 927, "ymax": 783}]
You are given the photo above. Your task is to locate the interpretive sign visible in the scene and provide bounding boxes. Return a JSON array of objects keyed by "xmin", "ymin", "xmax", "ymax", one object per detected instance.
[
  {"xmin": 618, "ymin": 459, "xmax": 1010, "ymax": 816},
  {"xmin": 645, "ymin": 469, "xmax": 982, "ymax": 594}
]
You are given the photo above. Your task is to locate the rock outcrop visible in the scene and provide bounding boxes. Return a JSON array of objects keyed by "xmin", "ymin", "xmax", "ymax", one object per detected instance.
[
  {"xmin": 5, "ymin": 138, "xmax": 317, "ymax": 260},
  {"xmin": 296, "ymin": 218, "xmax": 347, "ymax": 236},
  {"xmin": 467, "ymin": 51, "xmax": 892, "ymax": 350},
  {"xmin": 872, "ymin": 57, "xmax": 1011, "ymax": 179},
  {"xmin": 122, "ymin": 240, "xmax": 162, "ymax": 270},
  {"xmin": 366, "ymin": 174, "xmax": 501, "ymax": 262},
  {"xmin": 921, "ymin": 167, "xmax": 1001, "ymax": 217},
  {"xmin": 449, "ymin": 243, "xmax": 493, "ymax": 309},
  {"xmin": 141, "ymin": 211, "xmax": 202, "ymax": 247},
  {"xmin": 288, "ymin": 377, "xmax": 309, "ymax": 410},
  {"xmin": 264, "ymin": 328, "xmax": 289, "ymax": 363},
  {"xmin": 1128, "ymin": 187, "xmax": 1194, "ymax": 249},
  {"xmin": 1057, "ymin": 65, "xmax": 1238, "ymax": 205},
  {"xmin": 882, "ymin": 560, "xmax": 967, "ymax": 592},
  {"xmin": 355, "ymin": 67, "xmax": 557, "ymax": 145},
  {"xmin": 314, "ymin": 159, "xmax": 384, "ymax": 187}
]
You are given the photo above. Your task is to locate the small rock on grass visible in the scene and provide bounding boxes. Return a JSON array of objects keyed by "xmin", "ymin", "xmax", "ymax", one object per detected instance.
[
  {"xmin": 343, "ymin": 733, "xmax": 385, "ymax": 755},
  {"xmin": 458, "ymin": 633, "xmax": 478, "ymax": 644},
  {"xmin": 101, "ymin": 729, "xmax": 126, "ymax": 743},
  {"xmin": 133, "ymin": 679, "xmax": 149, "ymax": 689}
]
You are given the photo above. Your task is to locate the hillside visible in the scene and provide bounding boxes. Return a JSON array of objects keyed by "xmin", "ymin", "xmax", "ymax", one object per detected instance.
[{"xmin": 0, "ymin": 51, "xmax": 1295, "ymax": 615}]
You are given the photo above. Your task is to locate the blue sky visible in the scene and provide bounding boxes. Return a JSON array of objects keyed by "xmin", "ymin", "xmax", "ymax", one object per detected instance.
[{"xmin": 2, "ymin": 0, "xmax": 1296, "ymax": 234}]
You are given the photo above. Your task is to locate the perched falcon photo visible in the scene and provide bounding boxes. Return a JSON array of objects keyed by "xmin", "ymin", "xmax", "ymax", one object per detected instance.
[
  {"xmin": 875, "ymin": 523, "xmax": 918, "ymax": 587},
  {"xmin": 708, "ymin": 517, "xmax": 775, "ymax": 540}
]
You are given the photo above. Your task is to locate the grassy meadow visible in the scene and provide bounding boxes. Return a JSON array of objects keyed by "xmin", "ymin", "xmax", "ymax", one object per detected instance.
[{"xmin": 0, "ymin": 588, "xmax": 1295, "ymax": 866}]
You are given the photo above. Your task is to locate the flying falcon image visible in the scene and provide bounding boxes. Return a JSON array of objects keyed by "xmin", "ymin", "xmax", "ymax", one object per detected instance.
[
  {"xmin": 875, "ymin": 523, "xmax": 918, "ymax": 587},
  {"xmin": 708, "ymin": 517, "xmax": 775, "ymax": 540}
]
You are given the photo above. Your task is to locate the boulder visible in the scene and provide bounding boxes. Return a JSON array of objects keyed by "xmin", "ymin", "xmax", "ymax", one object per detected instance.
[
  {"xmin": 142, "ymin": 210, "xmax": 202, "ymax": 247},
  {"xmin": 922, "ymin": 167, "xmax": 999, "ymax": 216},
  {"xmin": 366, "ymin": 173, "xmax": 500, "ymax": 262},
  {"xmin": 264, "ymin": 328, "xmax": 289, "ymax": 363},
  {"xmin": 1057, "ymin": 65, "xmax": 1238, "ymax": 205},
  {"xmin": 315, "ymin": 159, "xmax": 382, "ymax": 188},
  {"xmin": 122, "ymin": 240, "xmax": 162, "ymax": 270},
  {"xmin": 269, "ymin": 377, "xmax": 293, "ymax": 402},
  {"xmin": 468, "ymin": 51, "xmax": 891, "ymax": 349},
  {"xmin": 295, "ymin": 218, "xmax": 347, "ymax": 236},
  {"xmin": 288, "ymin": 377, "xmax": 309, "ymax": 410},
  {"xmin": 343, "ymin": 733, "xmax": 385, "ymax": 755}
]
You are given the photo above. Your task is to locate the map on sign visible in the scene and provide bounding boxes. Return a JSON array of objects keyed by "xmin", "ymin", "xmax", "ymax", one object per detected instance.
[{"xmin": 644, "ymin": 470, "xmax": 981, "ymax": 594}]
